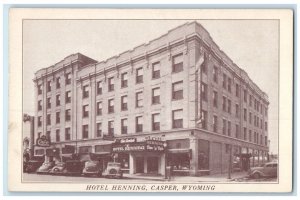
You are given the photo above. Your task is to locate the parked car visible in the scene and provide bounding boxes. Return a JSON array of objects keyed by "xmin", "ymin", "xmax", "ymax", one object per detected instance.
[
  {"xmin": 24, "ymin": 160, "xmax": 44, "ymax": 173},
  {"xmin": 36, "ymin": 161, "xmax": 55, "ymax": 174},
  {"xmin": 82, "ymin": 161, "xmax": 102, "ymax": 177},
  {"xmin": 103, "ymin": 162, "xmax": 123, "ymax": 178},
  {"xmin": 248, "ymin": 162, "xmax": 278, "ymax": 179},
  {"xmin": 49, "ymin": 162, "xmax": 66, "ymax": 175},
  {"xmin": 63, "ymin": 160, "xmax": 84, "ymax": 176}
]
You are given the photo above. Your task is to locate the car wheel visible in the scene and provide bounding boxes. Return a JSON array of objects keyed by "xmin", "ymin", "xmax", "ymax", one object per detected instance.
[
  {"xmin": 109, "ymin": 169, "xmax": 117, "ymax": 174},
  {"xmin": 253, "ymin": 172, "xmax": 261, "ymax": 179}
]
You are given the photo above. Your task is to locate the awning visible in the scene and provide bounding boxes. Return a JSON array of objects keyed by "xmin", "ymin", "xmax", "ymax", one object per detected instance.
[
  {"xmin": 167, "ymin": 149, "xmax": 191, "ymax": 154},
  {"xmin": 90, "ymin": 152, "xmax": 111, "ymax": 160}
]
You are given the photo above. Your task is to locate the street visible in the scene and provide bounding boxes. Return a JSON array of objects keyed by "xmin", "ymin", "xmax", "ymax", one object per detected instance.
[{"xmin": 22, "ymin": 173, "xmax": 277, "ymax": 183}]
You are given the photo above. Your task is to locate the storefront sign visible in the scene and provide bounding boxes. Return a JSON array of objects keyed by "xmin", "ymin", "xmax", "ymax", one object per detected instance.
[
  {"xmin": 36, "ymin": 135, "xmax": 50, "ymax": 147},
  {"xmin": 115, "ymin": 138, "xmax": 137, "ymax": 144},
  {"xmin": 112, "ymin": 141, "xmax": 165, "ymax": 153},
  {"xmin": 112, "ymin": 143, "xmax": 145, "ymax": 152}
]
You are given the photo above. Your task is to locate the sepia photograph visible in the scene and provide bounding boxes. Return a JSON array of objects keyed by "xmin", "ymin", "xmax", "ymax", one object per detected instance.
[{"xmin": 8, "ymin": 8, "xmax": 293, "ymax": 193}]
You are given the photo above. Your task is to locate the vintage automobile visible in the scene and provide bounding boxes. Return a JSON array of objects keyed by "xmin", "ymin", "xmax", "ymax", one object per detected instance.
[
  {"xmin": 23, "ymin": 160, "xmax": 44, "ymax": 173},
  {"xmin": 49, "ymin": 162, "xmax": 66, "ymax": 175},
  {"xmin": 36, "ymin": 161, "xmax": 55, "ymax": 174},
  {"xmin": 63, "ymin": 160, "xmax": 84, "ymax": 176},
  {"xmin": 82, "ymin": 161, "xmax": 102, "ymax": 177},
  {"xmin": 102, "ymin": 162, "xmax": 123, "ymax": 178},
  {"xmin": 248, "ymin": 161, "xmax": 278, "ymax": 179}
]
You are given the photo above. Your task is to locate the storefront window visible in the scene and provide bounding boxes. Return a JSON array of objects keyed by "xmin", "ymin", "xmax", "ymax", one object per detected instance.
[
  {"xmin": 198, "ymin": 139, "xmax": 209, "ymax": 170},
  {"xmin": 117, "ymin": 153, "xmax": 129, "ymax": 169}
]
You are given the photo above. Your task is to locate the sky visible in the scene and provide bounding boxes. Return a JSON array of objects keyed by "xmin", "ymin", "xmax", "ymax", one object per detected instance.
[{"xmin": 23, "ymin": 20, "xmax": 279, "ymax": 153}]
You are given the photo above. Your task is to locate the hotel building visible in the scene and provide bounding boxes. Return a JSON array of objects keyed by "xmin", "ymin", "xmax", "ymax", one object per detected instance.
[{"xmin": 33, "ymin": 21, "xmax": 270, "ymax": 176}]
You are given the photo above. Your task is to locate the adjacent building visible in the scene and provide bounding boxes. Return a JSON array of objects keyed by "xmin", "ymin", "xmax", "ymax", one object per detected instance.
[{"xmin": 33, "ymin": 21, "xmax": 270, "ymax": 176}]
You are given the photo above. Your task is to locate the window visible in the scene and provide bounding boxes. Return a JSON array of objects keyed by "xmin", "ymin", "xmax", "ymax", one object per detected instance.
[
  {"xmin": 265, "ymin": 136, "xmax": 268, "ymax": 146},
  {"xmin": 95, "ymin": 102, "xmax": 102, "ymax": 115},
  {"xmin": 47, "ymin": 114, "xmax": 51, "ymax": 125},
  {"xmin": 47, "ymin": 97, "xmax": 51, "ymax": 109},
  {"xmin": 249, "ymin": 112, "xmax": 252, "ymax": 124},
  {"xmin": 108, "ymin": 99, "xmax": 114, "ymax": 113},
  {"xmin": 108, "ymin": 77, "xmax": 114, "ymax": 91},
  {"xmin": 152, "ymin": 87, "xmax": 160, "ymax": 104},
  {"xmin": 65, "ymin": 128, "xmax": 71, "ymax": 141},
  {"xmin": 136, "ymin": 68, "xmax": 143, "ymax": 84},
  {"xmin": 96, "ymin": 123, "xmax": 102, "ymax": 137},
  {"xmin": 235, "ymin": 104, "xmax": 239, "ymax": 117},
  {"xmin": 152, "ymin": 113, "xmax": 160, "ymax": 131},
  {"xmin": 65, "ymin": 73, "xmax": 71, "ymax": 85},
  {"xmin": 38, "ymin": 116, "xmax": 42, "ymax": 127},
  {"xmin": 265, "ymin": 122, "xmax": 268, "ymax": 131},
  {"xmin": 56, "ymin": 77, "xmax": 61, "ymax": 89},
  {"xmin": 136, "ymin": 116, "xmax": 143, "ymax": 133},
  {"xmin": 47, "ymin": 80, "xmax": 51, "ymax": 92},
  {"xmin": 56, "ymin": 94, "xmax": 61, "ymax": 106},
  {"xmin": 152, "ymin": 62, "xmax": 160, "ymax": 79},
  {"xmin": 227, "ymin": 99, "xmax": 231, "ymax": 114},
  {"xmin": 56, "ymin": 129, "xmax": 60, "ymax": 142},
  {"xmin": 65, "ymin": 109, "xmax": 71, "ymax": 121},
  {"xmin": 83, "ymin": 105, "xmax": 89, "ymax": 118},
  {"xmin": 249, "ymin": 95, "xmax": 253, "ymax": 107},
  {"xmin": 121, "ymin": 72, "xmax": 128, "ymax": 88},
  {"xmin": 236, "ymin": 84, "xmax": 240, "ymax": 97},
  {"xmin": 244, "ymin": 127, "xmax": 247, "ymax": 140},
  {"xmin": 172, "ymin": 53, "xmax": 183, "ymax": 73},
  {"xmin": 213, "ymin": 66, "xmax": 218, "ymax": 83},
  {"xmin": 248, "ymin": 130, "xmax": 252, "ymax": 142},
  {"xmin": 56, "ymin": 112, "xmax": 60, "ymax": 124},
  {"xmin": 228, "ymin": 78, "xmax": 232, "ymax": 92},
  {"xmin": 244, "ymin": 89, "xmax": 247, "ymax": 102},
  {"xmin": 213, "ymin": 115, "xmax": 218, "ymax": 133},
  {"xmin": 38, "ymin": 84, "xmax": 42, "ymax": 95},
  {"xmin": 172, "ymin": 81, "xmax": 183, "ymax": 100},
  {"xmin": 83, "ymin": 85, "xmax": 89, "ymax": 98},
  {"xmin": 265, "ymin": 106, "xmax": 268, "ymax": 116},
  {"xmin": 172, "ymin": 109, "xmax": 183, "ymax": 128},
  {"xmin": 222, "ymin": 96, "xmax": 227, "ymax": 111},
  {"xmin": 227, "ymin": 121, "xmax": 231, "ymax": 136},
  {"xmin": 213, "ymin": 91, "xmax": 218, "ymax": 108},
  {"xmin": 38, "ymin": 100, "xmax": 42, "ymax": 111},
  {"xmin": 201, "ymin": 62, "xmax": 207, "ymax": 74},
  {"xmin": 222, "ymin": 119, "xmax": 227, "ymax": 135},
  {"xmin": 108, "ymin": 121, "xmax": 114, "ymax": 136},
  {"xmin": 65, "ymin": 91, "xmax": 71, "ymax": 103},
  {"xmin": 136, "ymin": 91, "xmax": 143, "ymax": 107},
  {"xmin": 121, "ymin": 95, "xmax": 128, "ymax": 111},
  {"xmin": 201, "ymin": 82, "xmax": 207, "ymax": 101},
  {"xmin": 260, "ymin": 119, "xmax": 263, "ymax": 129},
  {"xmin": 244, "ymin": 108, "xmax": 247, "ymax": 121},
  {"xmin": 97, "ymin": 81, "xmax": 103, "ymax": 95},
  {"xmin": 222, "ymin": 74, "xmax": 227, "ymax": 89},
  {"xmin": 46, "ymin": 131, "xmax": 51, "ymax": 141},
  {"xmin": 235, "ymin": 124, "xmax": 239, "ymax": 138},
  {"xmin": 82, "ymin": 125, "xmax": 88, "ymax": 139},
  {"xmin": 201, "ymin": 110, "xmax": 208, "ymax": 130},
  {"xmin": 121, "ymin": 119, "xmax": 128, "ymax": 134}
]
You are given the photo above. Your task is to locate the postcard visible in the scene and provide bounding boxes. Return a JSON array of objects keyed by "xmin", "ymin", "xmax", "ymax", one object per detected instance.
[{"xmin": 8, "ymin": 8, "xmax": 293, "ymax": 193}]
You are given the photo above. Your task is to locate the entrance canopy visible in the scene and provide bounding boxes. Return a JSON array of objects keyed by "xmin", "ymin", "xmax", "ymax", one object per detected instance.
[{"xmin": 112, "ymin": 140, "xmax": 165, "ymax": 153}]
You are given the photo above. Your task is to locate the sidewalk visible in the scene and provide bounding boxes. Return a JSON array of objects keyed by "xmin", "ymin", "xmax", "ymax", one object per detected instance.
[{"xmin": 124, "ymin": 171, "xmax": 248, "ymax": 182}]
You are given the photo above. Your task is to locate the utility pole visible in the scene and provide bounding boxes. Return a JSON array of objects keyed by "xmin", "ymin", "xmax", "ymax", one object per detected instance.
[{"xmin": 227, "ymin": 145, "xmax": 232, "ymax": 179}]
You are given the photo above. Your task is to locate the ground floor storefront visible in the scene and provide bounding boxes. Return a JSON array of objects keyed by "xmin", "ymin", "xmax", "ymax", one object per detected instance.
[{"xmin": 33, "ymin": 129, "xmax": 269, "ymax": 176}]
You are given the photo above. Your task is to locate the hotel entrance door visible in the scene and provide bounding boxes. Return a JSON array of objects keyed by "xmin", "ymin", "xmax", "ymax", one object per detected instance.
[
  {"xmin": 136, "ymin": 157, "xmax": 144, "ymax": 173},
  {"xmin": 147, "ymin": 157, "xmax": 158, "ymax": 173}
]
